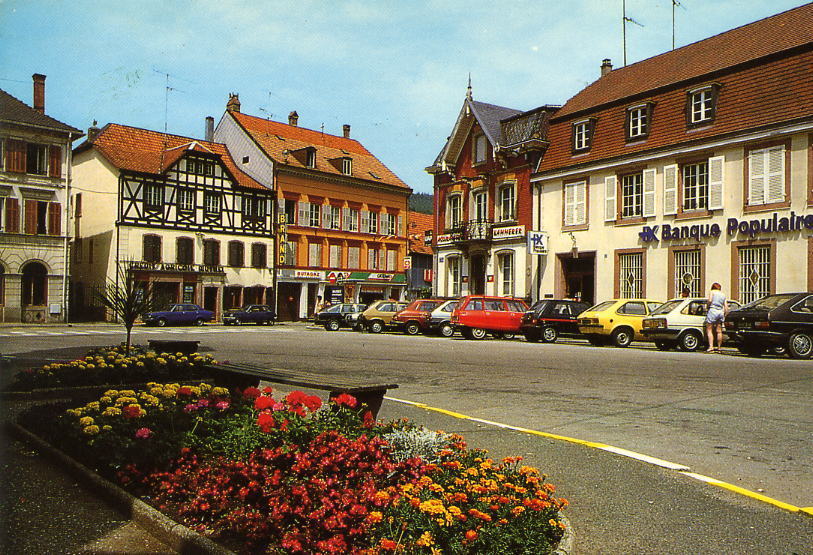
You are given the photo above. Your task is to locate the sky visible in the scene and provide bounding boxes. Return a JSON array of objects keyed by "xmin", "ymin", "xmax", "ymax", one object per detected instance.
[{"xmin": 1, "ymin": 0, "xmax": 809, "ymax": 194}]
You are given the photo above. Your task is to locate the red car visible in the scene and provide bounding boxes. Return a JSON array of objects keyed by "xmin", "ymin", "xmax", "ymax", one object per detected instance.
[
  {"xmin": 391, "ymin": 299, "xmax": 446, "ymax": 335},
  {"xmin": 451, "ymin": 296, "xmax": 529, "ymax": 339}
]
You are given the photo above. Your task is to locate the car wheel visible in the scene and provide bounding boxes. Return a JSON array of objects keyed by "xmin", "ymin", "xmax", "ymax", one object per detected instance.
[
  {"xmin": 156, "ymin": 318, "xmax": 167, "ymax": 327},
  {"xmin": 194, "ymin": 318, "xmax": 205, "ymax": 326},
  {"xmin": 369, "ymin": 321, "xmax": 384, "ymax": 334},
  {"xmin": 787, "ymin": 332, "xmax": 813, "ymax": 359},
  {"xmin": 470, "ymin": 328, "xmax": 487, "ymax": 340},
  {"xmin": 655, "ymin": 341, "xmax": 673, "ymax": 351},
  {"xmin": 678, "ymin": 330, "xmax": 703, "ymax": 352},
  {"xmin": 541, "ymin": 326, "xmax": 559, "ymax": 343},
  {"xmin": 611, "ymin": 327, "xmax": 633, "ymax": 348},
  {"xmin": 499, "ymin": 333, "xmax": 515, "ymax": 340},
  {"xmin": 770, "ymin": 345, "xmax": 787, "ymax": 357},
  {"xmin": 325, "ymin": 320, "xmax": 341, "ymax": 332},
  {"xmin": 524, "ymin": 331, "xmax": 541, "ymax": 343},
  {"xmin": 405, "ymin": 322, "xmax": 421, "ymax": 335},
  {"xmin": 439, "ymin": 323, "xmax": 454, "ymax": 338}
]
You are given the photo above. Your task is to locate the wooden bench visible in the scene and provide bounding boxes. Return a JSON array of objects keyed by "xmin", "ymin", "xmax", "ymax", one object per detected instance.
[
  {"xmin": 202, "ymin": 362, "xmax": 397, "ymax": 418},
  {"xmin": 148, "ymin": 339, "xmax": 201, "ymax": 355}
]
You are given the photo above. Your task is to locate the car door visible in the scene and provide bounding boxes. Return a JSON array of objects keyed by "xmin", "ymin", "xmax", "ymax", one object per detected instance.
[
  {"xmin": 483, "ymin": 299, "xmax": 508, "ymax": 330},
  {"xmin": 505, "ymin": 300, "xmax": 527, "ymax": 331}
]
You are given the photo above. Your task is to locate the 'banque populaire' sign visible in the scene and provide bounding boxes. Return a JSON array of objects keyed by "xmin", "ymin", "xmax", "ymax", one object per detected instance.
[{"xmin": 639, "ymin": 211, "xmax": 813, "ymax": 243}]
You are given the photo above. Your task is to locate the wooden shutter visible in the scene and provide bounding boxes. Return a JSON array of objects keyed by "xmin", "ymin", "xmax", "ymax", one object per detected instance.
[
  {"xmin": 25, "ymin": 199, "xmax": 38, "ymax": 234},
  {"xmin": 322, "ymin": 204, "xmax": 330, "ymax": 229},
  {"xmin": 48, "ymin": 202, "xmax": 61, "ymax": 236},
  {"xmin": 662, "ymin": 164, "xmax": 678, "ymax": 215},
  {"xmin": 575, "ymin": 181, "xmax": 586, "ymax": 224},
  {"xmin": 604, "ymin": 176, "xmax": 617, "ymax": 222},
  {"xmin": 766, "ymin": 146, "xmax": 785, "ymax": 203},
  {"xmin": 642, "ymin": 169, "xmax": 656, "ymax": 217},
  {"xmin": 707, "ymin": 156, "xmax": 725, "ymax": 210},
  {"xmin": 6, "ymin": 139, "xmax": 26, "ymax": 173},
  {"xmin": 49, "ymin": 146, "xmax": 62, "ymax": 178},
  {"xmin": 397, "ymin": 214, "xmax": 403, "ymax": 236},
  {"xmin": 748, "ymin": 150, "xmax": 765, "ymax": 205},
  {"xmin": 342, "ymin": 207, "xmax": 350, "ymax": 230},
  {"xmin": 297, "ymin": 201, "xmax": 308, "ymax": 226},
  {"xmin": 5, "ymin": 197, "xmax": 19, "ymax": 232},
  {"xmin": 361, "ymin": 210, "xmax": 370, "ymax": 233},
  {"xmin": 564, "ymin": 183, "xmax": 576, "ymax": 226}
]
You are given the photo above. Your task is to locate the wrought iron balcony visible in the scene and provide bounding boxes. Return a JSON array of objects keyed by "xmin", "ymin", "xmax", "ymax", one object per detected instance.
[{"xmin": 463, "ymin": 219, "xmax": 492, "ymax": 242}]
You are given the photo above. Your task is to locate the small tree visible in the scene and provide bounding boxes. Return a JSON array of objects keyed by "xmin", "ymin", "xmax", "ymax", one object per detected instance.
[{"xmin": 93, "ymin": 263, "xmax": 158, "ymax": 355}]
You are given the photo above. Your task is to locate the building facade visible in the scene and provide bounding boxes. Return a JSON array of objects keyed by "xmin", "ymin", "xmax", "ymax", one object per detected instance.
[
  {"xmin": 0, "ymin": 75, "xmax": 82, "ymax": 322},
  {"xmin": 427, "ymin": 86, "xmax": 555, "ymax": 300},
  {"xmin": 70, "ymin": 123, "xmax": 274, "ymax": 320},
  {"xmin": 532, "ymin": 5, "xmax": 813, "ymax": 305},
  {"xmin": 214, "ymin": 97, "xmax": 411, "ymax": 320},
  {"xmin": 405, "ymin": 211, "xmax": 434, "ymax": 298}
]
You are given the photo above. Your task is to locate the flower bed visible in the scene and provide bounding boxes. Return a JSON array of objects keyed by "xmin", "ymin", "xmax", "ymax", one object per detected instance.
[
  {"xmin": 23, "ymin": 383, "xmax": 568, "ymax": 554},
  {"xmin": 4, "ymin": 344, "xmax": 216, "ymax": 392}
]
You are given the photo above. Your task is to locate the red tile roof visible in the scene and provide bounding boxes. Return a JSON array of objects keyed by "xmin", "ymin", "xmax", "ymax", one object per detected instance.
[
  {"xmin": 555, "ymin": 3, "xmax": 813, "ymax": 120},
  {"xmin": 230, "ymin": 111, "xmax": 411, "ymax": 190},
  {"xmin": 408, "ymin": 212, "xmax": 434, "ymax": 255},
  {"xmin": 81, "ymin": 123, "xmax": 266, "ymax": 190}
]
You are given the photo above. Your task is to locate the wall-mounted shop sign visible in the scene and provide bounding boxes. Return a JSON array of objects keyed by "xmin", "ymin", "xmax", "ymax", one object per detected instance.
[
  {"xmin": 527, "ymin": 230, "xmax": 549, "ymax": 254},
  {"xmin": 129, "ymin": 261, "xmax": 224, "ymax": 273},
  {"xmin": 368, "ymin": 272, "xmax": 394, "ymax": 281},
  {"xmin": 294, "ymin": 269, "xmax": 324, "ymax": 280},
  {"xmin": 326, "ymin": 270, "xmax": 352, "ymax": 283},
  {"xmin": 436, "ymin": 232, "xmax": 463, "ymax": 246},
  {"xmin": 639, "ymin": 211, "xmax": 813, "ymax": 243},
  {"xmin": 492, "ymin": 225, "xmax": 525, "ymax": 240}
]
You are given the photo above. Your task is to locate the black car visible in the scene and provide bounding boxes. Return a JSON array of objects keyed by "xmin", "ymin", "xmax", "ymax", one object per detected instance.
[
  {"xmin": 313, "ymin": 303, "xmax": 367, "ymax": 331},
  {"xmin": 725, "ymin": 293, "xmax": 813, "ymax": 359},
  {"xmin": 222, "ymin": 304, "xmax": 277, "ymax": 325},
  {"xmin": 520, "ymin": 299, "xmax": 591, "ymax": 343}
]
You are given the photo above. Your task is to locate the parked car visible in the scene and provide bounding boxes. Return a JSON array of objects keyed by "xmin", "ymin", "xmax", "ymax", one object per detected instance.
[
  {"xmin": 357, "ymin": 300, "xmax": 409, "ymax": 333},
  {"xmin": 725, "ymin": 292, "xmax": 813, "ymax": 358},
  {"xmin": 391, "ymin": 299, "xmax": 446, "ymax": 335},
  {"xmin": 144, "ymin": 304, "xmax": 214, "ymax": 327},
  {"xmin": 577, "ymin": 298, "xmax": 663, "ymax": 347},
  {"xmin": 314, "ymin": 303, "xmax": 367, "ymax": 331},
  {"xmin": 222, "ymin": 304, "xmax": 277, "ymax": 325},
  {"xmin": 428, "ymin": 299, "xmax": 459, "ymax": 337},
  {"xmin": 451, "ymin": 296, "xmax": 529, "ymax": 340},
  {"xmin": 520, "ymin": 299, "xmax": 590, "ymax": 343},
  {"xmin": 641, "ymin": 297, "xmax": 741, "ymax": 351}
]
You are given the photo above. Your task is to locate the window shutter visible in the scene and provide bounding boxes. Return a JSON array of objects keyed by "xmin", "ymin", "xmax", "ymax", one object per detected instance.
[
  {"xmin": 766, "ymin": 146, "xmax": 785, "ymax": 203},
  {"xmin": 604, "ymin": 176, "xmax": 617, "ymax": 222},
  {"xmin": 564, "ymin": 183, "xmax": 575, "ymax": 226},
  {"xmin": 748, "ymin": 150, "xmax": 765, "ymax": 205},
  {"xmin": 397, "ymin": 214, "xmax": 403, "ymax": 236},
  {"xmin": 5, "ymin": 197, "xmax": 19, "ymax": 232},
  {"xmin": 342, "ymin": 207, "xmax": 350, "ymax": 230},
  {"xmin": 7, "ymin": 139, "xmax": 26, "ymax": 173},
  {"xmin": 297, "ymin": 201, "xmax": 308, "ymax": 226},
  {"xmin": 662, "ymin": 164, "xmax": 678, "ymax": 215},
  {"xmin": 361, "ymin": 210, "xmax": 370, "ymax": 233},
  {"xmin": 707, "ymin": 156, "xmax": 725, "ymax": 210},
  {"xmin": 322, "ymin": 204, "xmax": 330, "ymax": 229},
  {"xmin": 379, "ymin": 248, "xmax": 386, "ymax": 269},
  {"xmin": 642, "ymin": 169, "xmax": 656, "ymax": 217},
  {"xmin": 48, "ymin": 202, "xmax": 61, "ymax": 235},
  {"xmin": 575, "ymin": 181, "xmax": 586, "ymax": 224},
  {"xmin": 49, "ymin": 146, "xmax": 62, "ymax": 178},
  {"xmin": 25, "ymin": 200, "xmax": 38, "ymax": 234}
]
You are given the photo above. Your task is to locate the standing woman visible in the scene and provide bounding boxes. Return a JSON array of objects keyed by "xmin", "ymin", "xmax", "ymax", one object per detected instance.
[{"xmin": 705, "ymin": 282, "xmax": 728, "ymax": 352}]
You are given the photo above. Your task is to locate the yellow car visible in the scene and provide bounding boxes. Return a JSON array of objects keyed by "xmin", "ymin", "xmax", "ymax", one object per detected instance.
[{"xmin": 578, "ymin": 298, "xmax": 664, "ymax": 347}]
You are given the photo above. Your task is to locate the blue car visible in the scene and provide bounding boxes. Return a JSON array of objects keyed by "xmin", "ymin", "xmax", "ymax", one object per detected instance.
[
  {"xmin": 144, "ymin": 304, "xmax": 214, "ymax": 327},
  {"xmin": 223, "ymin": 304, "xmax": 277, "ymax": 325}
]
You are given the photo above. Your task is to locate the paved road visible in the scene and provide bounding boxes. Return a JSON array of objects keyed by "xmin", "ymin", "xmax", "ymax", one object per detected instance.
[{"xmin": 2, "ymin": 323, "xmax": 812, "ymax": 553}]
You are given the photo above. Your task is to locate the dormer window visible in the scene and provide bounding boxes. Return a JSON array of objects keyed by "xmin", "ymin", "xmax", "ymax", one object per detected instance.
[
  {"xmin": 473, "ymin": 134, "xmax": 487, "ymax": 165},
  {"xmin": 687, "ymin": 84, "xmax": 720, "ymax": 126},
  {"xmin": 306, "ymin": 148, "xmax": 316, "ymax": 168},
  {"xmin": 572, "ymin": 119, "xmax": 596, "ymax": 152},
  {"xmin": 625, "ymin": 103, "xmax": 653, "ymax": 141},
  {"xmin": 341, "ymin": 157, "xmax": 352, "ymax": 175},
  {"xmin": 188, "ymin": 158, "xmax": 214, "ymax": 175}
]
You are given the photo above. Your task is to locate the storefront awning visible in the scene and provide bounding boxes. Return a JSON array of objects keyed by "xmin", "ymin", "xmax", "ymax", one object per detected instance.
[{"xmin": 345, "ymin": 272, "xmax": 406, "ymax": 284}]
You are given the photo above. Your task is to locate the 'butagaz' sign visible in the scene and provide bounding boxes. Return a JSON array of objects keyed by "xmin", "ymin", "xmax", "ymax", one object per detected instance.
[{"xmin": 639, "ymin": 211, "xmax": 813, "ymax": 243}]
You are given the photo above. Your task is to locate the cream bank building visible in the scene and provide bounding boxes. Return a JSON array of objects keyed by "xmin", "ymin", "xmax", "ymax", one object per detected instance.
[{"xmin": 531, "ymin": 6, "xmax": 813, "ymax": 305}]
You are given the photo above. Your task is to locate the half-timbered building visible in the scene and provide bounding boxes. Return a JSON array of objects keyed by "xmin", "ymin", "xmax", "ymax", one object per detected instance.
[
  {"xmin": 71, "ymin": 123, "xmax": 274, "ymax": 320},
  {"xmin": 0, "ymin": 75, "xmax": 82, "ymax": 323},
  {"xmin": 214, "ymin": 96, "xmax": 411, "ymax": 320}
]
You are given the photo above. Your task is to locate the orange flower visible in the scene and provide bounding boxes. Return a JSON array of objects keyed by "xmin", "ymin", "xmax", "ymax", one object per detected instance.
[
  {"xmin": 368, "ymin": 511, "xmax": 383, "ymax": 523},
  {"xmin": 380, "ymin": 538, "xmax": 398, "ymax": 551},
  {"xmin": 464, "ymin": 529, "xmax": 478, "ymax": 541}
]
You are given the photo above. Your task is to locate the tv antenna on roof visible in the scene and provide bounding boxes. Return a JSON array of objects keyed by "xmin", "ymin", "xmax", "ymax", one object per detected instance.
[
  {"xmin": 152, "ymin": 68, "xmax": 186, "ymax": 171},
  {"xmin": 622, "ymin": 0, "xmax": 645, "ymax": 66},
  {"xmin": 671, "ymin": 0, "xmax": 686, "ymax": 50}
]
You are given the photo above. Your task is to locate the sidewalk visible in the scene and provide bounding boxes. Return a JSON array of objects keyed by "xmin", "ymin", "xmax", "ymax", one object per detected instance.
[{"xmin": 2, "ymin": 350, "xmax": 812, "ymax": 553}]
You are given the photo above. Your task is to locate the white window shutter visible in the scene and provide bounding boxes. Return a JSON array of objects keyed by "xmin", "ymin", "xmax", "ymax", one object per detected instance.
[
  {"xmin": 564, "ymin": 183, "xmax": 575, "ymax": 226},
  {"xmin": 766, "ymin": 146, "xmax": 785, "ymax": 203},
  {"xmin": 707, "ymin": 156, "xmax": 725, "ymax": 210},
  {"xmin": 604, "ymin": 176, "xmax": 617, "ymax": 222},
  {"xmin": 397, "ymin": 214, "xmax": 403, "ymax": 236},
  {"xmin": 642, "ymin": 168, "xmax": 656, "ymax": 217},
  {"xmin": 662, "ymin": 164, "xmax": 678, "ymax": 215},
  {"xmin": 342, "ymin": 207, "xmax": 349, "ymax": 230},
  {"xmin": 322, "ymin": 204, "xmax": 330, "ymax": 229},
  {"xmin": 361, "ymin": 210, "xmax": 370, "ymax": 233},
  {"xmin": 575, "ymin": 181, "xmax": 586, "ymax": 225},
  {"xmin": 297, "ymin": 201, "xmax": 308, "ymax": 226},
  {"xmin": 748, "ymin": 150, "xmax": 765, "ymax": 205}
]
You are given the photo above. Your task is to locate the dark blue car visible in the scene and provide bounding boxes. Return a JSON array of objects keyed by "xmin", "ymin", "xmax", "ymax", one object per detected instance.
[
  {"xmin": 223, "ymin": 304, "xmax": 277, "ymax": 325},
  {"xmin": 144, "ymin": 304, "xmax": 214, "ymax": 327}
]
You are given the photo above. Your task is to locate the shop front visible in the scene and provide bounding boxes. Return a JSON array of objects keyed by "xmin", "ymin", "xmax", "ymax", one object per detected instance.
[
  {"xmin": 339, "ymin": 271, "xmax": 406, "ymax": 304},
  {"xmin": 276, "ymin": 269, "xmax": 323, "ymax": 321}
]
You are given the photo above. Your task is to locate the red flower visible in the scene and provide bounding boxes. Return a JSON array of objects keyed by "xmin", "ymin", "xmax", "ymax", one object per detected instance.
[
  {"xmin": 177, "ymin": 386, "xmax": 192, "ymax": 396},
  {"xmin": 254, "ymin": 396, "xmax": 275, "ymax": 410},
  {"xmin": 122, "ymin": 405, "xmax": 143, "ymax": 419},
  {"xmin": 242, "ymin": 386, "xmax": 261, "ymax": 399},
  {"xmin": 263, "ymin": 386, "xmax": 274, "ymax": 394},
  {"xmin": 257, "ymin": 412, "xmax": 276, "ymax": 433},
  {"xmin": 303, "ymin": 395, "xmax": 322, "ymax": 412},
  {"xmin": 465, "ymin": 529, "xmax": 478, "ymax": 542},
  {"xmin": 332, "ymin": 393, "xmax": 357, "ymax": 408},
  {"xmin": 380, "ymin": 538, "xmax": 398, "ymax": 551}
]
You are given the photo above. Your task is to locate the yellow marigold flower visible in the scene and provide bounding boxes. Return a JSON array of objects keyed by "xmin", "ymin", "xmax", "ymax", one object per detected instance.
[
  {"xmin": 189, "ymin": 386, "xmax": 201, "ymax": 396},
  {"xmin": 85, "ymin": 364, "xmax": 95, "ymax": 370},
  {"xmin": 66, "ymin": 409, "xmax": 81, "ymax": 417},
  {"xmin": 418, "ymin": 476, "xmax": 434, "ymax": 486},
  {"xmin": 102, "ymin": 425, "xmax": 112, "ymax": 431},
  {"xmin": 102, "ymin": 407, "xmax": 121, "ymax": 417},
  {"xmin": 368, "ymin": 511, "xmax": 383, "ymax": 524},
  {"xmin": 86, "ymin": 401, "xmax": 100, "ymax": 410},
  {"xmin": 155, "ymin": 357, "xmax": 166, "ymax": 365},
  {"xmin": 400, "ymin": 483, "xmax": 414, "ymax": 494},
  {"xmin": 104, "ymin": 390, "xmax": 119, "ymax": 397},
  {"xmin": 447, "ymin": 506, "xmax": 462, "ymax": 516},
  {"xmin": 549, "ymin": 519, "xmax": 559, "ymax": 527},
  {"xmin": 200, "ymin": 383, "xmax": 212, "ymax": 393},
  {"xmin": 519, "ymin": 465, "xmax": 538, "ymax": 476},
  {"xmin": 99, "ymin": 396, "xmax": 112, "ymax": 404},
  {"xmin": 418, "ymin": 499, "xmax": 446, "ymax": 515},
  {"xmin": 511, "ymin": 506, "xmax": 526, "ymax": 516},
  {"xmin": 465, "ymin": 468, "xmax": 479, "ymax": 477},
  {"xmin": 211, "ymin": 387, "xmax": 228, "ymax": 396},
  {"xmin": 82, "ymin": 425, "xmax": 100, "ymax": 435},
  {"xmin": 146, "ymin": 352, "xmax": 155, "ymax": 358},
  {"xmin": 79, "ymin": 416, "xmax": 94, "ymax": 426},
  {"xmin": 429, "ymin": 483, "xmax": 444, "ymax": 493},
  {"xmin": 120, "ymin": 390, "xmax": 135, "ymax": 397}
]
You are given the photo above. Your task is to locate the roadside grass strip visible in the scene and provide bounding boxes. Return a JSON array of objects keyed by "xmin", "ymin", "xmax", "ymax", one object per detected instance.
[{"xmin": 386, "ymin": 396, "xmax": 809, "ymax": 517}]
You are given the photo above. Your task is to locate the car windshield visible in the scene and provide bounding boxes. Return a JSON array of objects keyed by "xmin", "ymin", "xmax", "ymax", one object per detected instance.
[
  {"xmin": 745, "ymin": 294, "xmax": 797, "ymax": 311},
  {"xmin": 586, "ymin": 300, "xmax": 615, "ymax": 312},
  {"xmin": 439, "ymin": 301, "xmax": 458, "ymax": 313},
  {"xmin": 324, "ymin": 305, "xmax": 342, "ymax": 313},
  {"xmin": 529, "ymin": 300, "xmax": 550, "ymax": 312},
  {"xmin": 651, "ymin": 300, "xmax": 682, "ymax": 315}
]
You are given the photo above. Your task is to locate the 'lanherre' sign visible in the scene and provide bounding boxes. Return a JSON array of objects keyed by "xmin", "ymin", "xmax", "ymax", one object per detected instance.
[{"xmin": 639, "ymin": 211, "xmax": 813, "ymax": 243}]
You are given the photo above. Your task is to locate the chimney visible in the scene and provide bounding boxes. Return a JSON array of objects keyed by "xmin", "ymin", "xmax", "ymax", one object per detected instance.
[
  {"xmin": 226, "ymin": 93, "xmax": 241, "ymax": 113},
  {"xmin": 87, "ymin": 120, "xmax": 100, "ymax": 142},
  {"xmin": 288, "ymin": 111, "xmax": 299, "ymax": 126},
  {"xmin": 342, "ymin": 124, "xmax": 351, "ymax": 138},
  {"xmin": 32, "ymin": 73, "xmax": 46, "ymax": 114},
  {"xmin": 205, "ymin": 116, "xmax": 214, "ymax": 141},
  {"xmin": 600, "ymin": 58, "xmax": 613, "ymax": 77}
]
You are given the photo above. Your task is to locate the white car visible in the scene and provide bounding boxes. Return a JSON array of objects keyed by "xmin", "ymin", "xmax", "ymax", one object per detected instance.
[
  {"xmin": 428, "ymin": 299, "xmax": 459, "ymax": 337},
  {"xmin": 641, "ymin": 297, "xmax": 741, "ymax": 351}
]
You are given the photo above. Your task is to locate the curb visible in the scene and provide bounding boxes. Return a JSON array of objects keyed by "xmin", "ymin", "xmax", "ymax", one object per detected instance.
[
  {"xmin": 7, "ymin": 421, "xmax": 234, "ymax": 555},
  {"xmin": 553, "ymin": 514, "xmax": 575, "ymax": 554}
]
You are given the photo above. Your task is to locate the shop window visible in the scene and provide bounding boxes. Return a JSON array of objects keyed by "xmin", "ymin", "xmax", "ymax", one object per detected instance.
[
  {"xmin": 203, "ymin": 239, "xmax": 220, "ymax": 266},
  {"xmin": 228, "ymin": 241, "xmax": 245, "ymax": 267},
  {"xmin": 143, "ymin": 234, "xmax": 162, "ymax": 263},
  {"xmin": 737, "ymin": 245, "xmax": 771, "ymax": 304},
  {"xmin": 176, "ymin": 237, "xmax": 194, "ymax": 265},
  {"xmin": 498, "ymin": 251, "xmax": 514, "ymax": 296},
  {"xmin": 616, "ymin": 251, "xmax": 644, "ymax": 298},
  {"xmin": 251, "ymin": 243, "xmax": 267, "ymax": 268}
]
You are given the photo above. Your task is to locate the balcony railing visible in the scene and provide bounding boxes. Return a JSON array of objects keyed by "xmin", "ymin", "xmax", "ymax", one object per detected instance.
[{"xmin": 463, "ymin": 219, "xmax": 492, "ymax": 242}]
